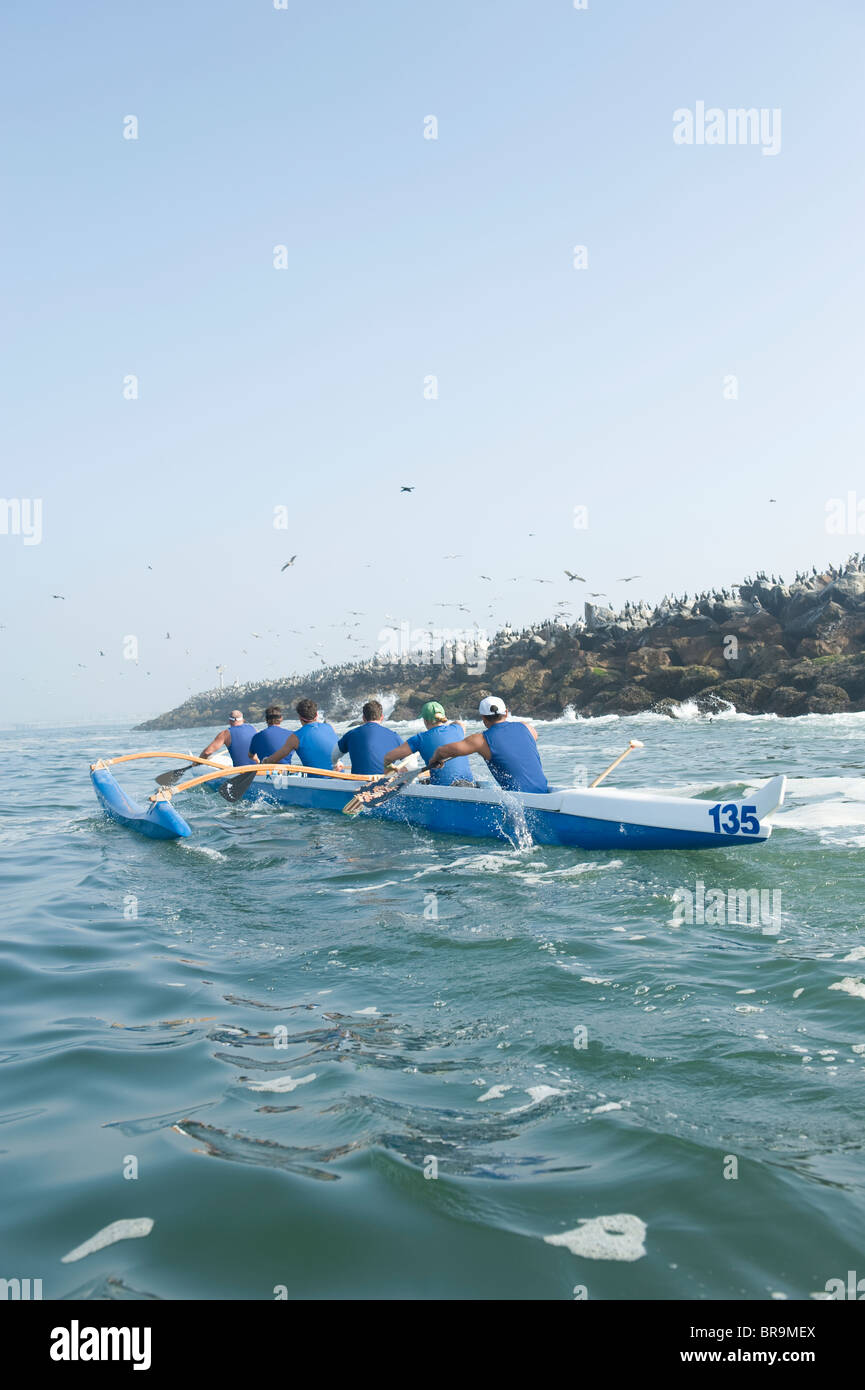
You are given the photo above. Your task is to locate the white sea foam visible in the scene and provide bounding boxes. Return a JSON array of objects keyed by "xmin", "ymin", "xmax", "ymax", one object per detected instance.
[
  {"xmin": 247, "ymin": 1072, "xmax": 316, "ymax": 1092},
  {"xmin": 515, "ymin": 859, "xmax": 624, "ymax": 883},
  {"xmin": 829, "ymin": 978, "xmax": 865, "ymax": 1000},
  {"xmin": 180, "ymin": 843, "xmax": 226, "ymax": 861},
  {"xmin": 478, "ymin": 1085, "xmax": 511, "ymax": 1102},
  {"xmin": 338, "ymin": 881, "xmax": 400, "ymax": 893},
  {"xmin": 544, "ymin": 1213, "xmax": 647, "ymax": 1262},
  {"xmin": 527, "ymin": 1085, "xmax": 563, "ymax": 1103},
  {"xmin": 506, "ymin": 1084, "xmax": 564, "ymax": 1113},
  {"xmin": 61, "ymin": 1218, "xmax": 154, "ymax": 1263}
]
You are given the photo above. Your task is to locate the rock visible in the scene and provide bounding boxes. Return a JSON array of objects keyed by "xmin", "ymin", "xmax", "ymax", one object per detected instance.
[
  {"xmin": 700, "ymin": 679, "xmax": 774, "ymax": 714},
  {"xmin": 389, "ymin": 703, "xmax": 415, "ymax": 720},
  {"xmin": 637, "ymin": 665, "xmax": 724, "ymax": 700},
  {"xmin": 625, "ymin": 648, "xmax": 671, "ymax": 676},
  {"xmin": 785, "ymin": 598, "xmax": 846, "ymax": 639},
  {"xmin": 651, "ymin": 698, "xmax": 682, "ymax": 718},
  {"xmin": 669, "ymin": 634, "xmax": 726, "ymax": 668},
  {"xmin": 625, "ymin": 644, "xmax": 675, "ymax": 678},
  {"xmin": 808, "ymin": 683, "xmax": 850, "ymax": 713},
  {"xmin": 717, "ymin": 610, "xmax": 784, "ymax": 642},
  {"xmin": 607, "ymin": 684, "xmax": 655, "ymax": 712},
  {"xmin": 693, "ymin": 691, "xmax": 733, "ymax": 715},
  {"xmin": 736, "ymin": 643, "xmax": 793, "ymax": 676},
  {"xmin": 765, "ymin": 686, "xmax": 810, "ymax": 716}
]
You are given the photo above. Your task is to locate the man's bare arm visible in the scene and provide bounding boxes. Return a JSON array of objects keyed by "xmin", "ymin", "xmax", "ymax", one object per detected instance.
[
  {"xmin": 429, "ymin": 732, "xmax": 489, "ymax": 767},
  {"xmin": 199, "ymin": 730, "xmax": 229, "ymax": 758},
  {"xmin": 384, "ymin": 741, "xmax": 413, "ymax": 768}
]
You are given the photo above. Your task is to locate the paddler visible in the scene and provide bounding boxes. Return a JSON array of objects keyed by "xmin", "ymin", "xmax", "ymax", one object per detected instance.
[
  {"xmin": 199, "ymin": 710, "xmax": 257, "ymax": 768},
  {"xmin": 333, "ymin": 699, "xmax": 402, "ymax": 775},
  {"xmin": 248, "ymin": 705, "xmax": 293, "ymax": 764},
  {"xmin": 260, "ymin": 698, "xmax": 345, "ymax": 772},
  {"xmin": 428, "ymin": 695, "xmax": 549, "ymax": 793},
  {"xmin": 383, "ymin": 701, "xmax": 474, "ymax": 786}
]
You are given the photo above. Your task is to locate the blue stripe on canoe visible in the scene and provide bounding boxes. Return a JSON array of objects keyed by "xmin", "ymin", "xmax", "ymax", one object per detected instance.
[{"xmin": 201, "ymin": 776, "xmax": 769, "ymax": 851}]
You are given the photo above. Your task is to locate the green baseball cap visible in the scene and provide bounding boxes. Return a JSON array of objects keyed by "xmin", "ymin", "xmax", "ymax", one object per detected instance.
[{"xmin": 420, "ymin": 700, "xmax": 446, "ymax": 722}]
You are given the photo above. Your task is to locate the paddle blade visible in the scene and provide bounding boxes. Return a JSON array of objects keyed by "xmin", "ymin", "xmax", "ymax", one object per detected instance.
[
  {"xmin": 342, "ymin": 764, "xmax": 428, "ymax": 816},
  {"xmin": 155, "ymin": 764, "xmax": 194, "ymax": 787},
  {"xmin": 218, "ymin": 771, "xmax": 257, "ymax": 803}
]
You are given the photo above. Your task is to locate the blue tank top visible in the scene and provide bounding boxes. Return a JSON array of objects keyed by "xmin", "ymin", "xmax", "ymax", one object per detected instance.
[
  {"xmin": 249, "ymin": 725, "xmax": 292, "ymax": 764},
  {"xmin": 337, "ymin": 722, "xmax": 402, "ymax": 776},
  {"xmin": 226, "ymin": 722, "xmax": 257, "ymax": 767},
  {"xmin": 482, "ymin": 721, "xmax": 548, "ymax": 794},
  {"xmin": 407, "ymin": 722, "xmax": 473, "ymax": 786},
  {"xmin": 293, "ymin": 720, "xmax": 338, "ymax": 768}
]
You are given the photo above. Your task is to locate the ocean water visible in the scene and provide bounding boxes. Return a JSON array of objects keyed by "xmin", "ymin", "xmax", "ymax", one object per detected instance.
[{"xmin": 2, "ymin": 712, "xmax": 864, "ymax": 1301}]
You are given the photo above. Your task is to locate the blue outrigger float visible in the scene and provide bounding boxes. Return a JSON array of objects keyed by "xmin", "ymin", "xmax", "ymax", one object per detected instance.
[{"xmin": 90, "ymin": 752, "xmax": 787, "ymax": 852}]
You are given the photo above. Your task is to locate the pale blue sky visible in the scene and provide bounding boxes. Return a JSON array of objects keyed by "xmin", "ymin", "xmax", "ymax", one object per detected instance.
[{"xmin": 2, "ymin": 0, "xmax": 864, "ymax": 724}]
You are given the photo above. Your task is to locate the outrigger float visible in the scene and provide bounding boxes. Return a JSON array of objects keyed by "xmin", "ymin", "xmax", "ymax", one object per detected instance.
[{"xmin": 89, "ymin": 748, "xmax": 787, "ymax": 852}]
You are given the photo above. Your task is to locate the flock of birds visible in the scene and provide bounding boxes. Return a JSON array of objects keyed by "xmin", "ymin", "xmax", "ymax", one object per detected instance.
[{"xmin": 23, "ymin": 475, "xmax": 864, "ymax": 695}]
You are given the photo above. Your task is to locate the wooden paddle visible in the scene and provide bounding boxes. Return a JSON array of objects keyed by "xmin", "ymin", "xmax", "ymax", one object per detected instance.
[
  {"xmin": 343, "ymin": 764, "xmax": 430, "ymax": 816},
  {"xmin": 589, "ymin": 739, "xmax": 644, "ymax": 788}
]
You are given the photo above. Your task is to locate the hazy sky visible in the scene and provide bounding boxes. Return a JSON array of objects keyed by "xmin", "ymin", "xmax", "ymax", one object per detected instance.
[{"xmin": 2, "ymin": 0, "xmax": 864, "ymax": 725}]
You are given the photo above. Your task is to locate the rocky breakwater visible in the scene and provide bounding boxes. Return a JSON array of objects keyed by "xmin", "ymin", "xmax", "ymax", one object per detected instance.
[
  {"xmin": 563, "ymin": 560, "xmax": 865, "ymax": 717},
  {"xmin": 137, "ymin": 558, "xmax": 865, "ymax": 728}
]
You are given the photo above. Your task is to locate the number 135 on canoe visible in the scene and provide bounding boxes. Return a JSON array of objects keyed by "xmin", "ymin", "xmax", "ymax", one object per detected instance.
[{"xmin": 709, "ymin": 803, "xmax": 760, "ymax": 835}]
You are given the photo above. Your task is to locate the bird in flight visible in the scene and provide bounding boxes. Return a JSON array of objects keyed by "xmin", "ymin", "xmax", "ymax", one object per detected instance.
[
  {"xmin": 533, "ymin": 578, "xmax": 552, "ymax": 584},
  {"xmin": 480, "ymin": 574, "xmax": 492, "ymax": 581},
  {"xmin": 52, "ymin": 594, "xmax": 65, "ymax": 600},
  {"xmin": 564, "ymin": 571, "xmax": 586, "ymax": 582},
  {"xmin": 588, "ymin": 591, "xmax": 607, "ymax": 597},
  {"xmin": 769, "ymin": 498, "xmax": 777, "ymax": 503},
  {"xmin": 400, "ymin": 486, "xmax": 415, "ymax": 493},
  {"xmin": 443, "ymin": 554, "xmax": 462, "ymax": 559},
  {"xmin": 281, "ymin": 556, "xmax": 297, "ymax": 571},
  {"xmin": 617, "ymin": 575, "xmax": 641, "ymax": 582}
]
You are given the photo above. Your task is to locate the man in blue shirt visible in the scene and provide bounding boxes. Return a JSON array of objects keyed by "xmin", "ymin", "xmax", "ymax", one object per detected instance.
[
  {"xmin": 334, "ymin": 700, "xmax": 402, "ymax": 776},
  {"xmin": 383, "ymin": 701, "xmax": 473, "ymax": 786},
  {"xmin": 199, "ymin": 710, "xmax": 257, "ymax": 767},
  {"xmin": 428, "ymin": 695, "xmax": 549, "ymax": 794},
  {"xmin": 249, "ymin": 706, "xmax": 293, "ymax": 764},
  {"xmin": 261, "ymin": 699, "xmax": 343, "ymax": 771}
]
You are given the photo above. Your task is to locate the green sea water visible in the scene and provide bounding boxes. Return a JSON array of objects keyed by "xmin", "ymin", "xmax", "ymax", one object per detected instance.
[{"xmin": 2, "ymin": 712, "xmax": 864, "ymax": 1301}]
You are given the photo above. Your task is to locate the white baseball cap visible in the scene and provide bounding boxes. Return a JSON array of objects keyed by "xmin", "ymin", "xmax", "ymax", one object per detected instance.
[{"xmin": 478, "ymin": 696, "xmax": 507, "ymax": 717}]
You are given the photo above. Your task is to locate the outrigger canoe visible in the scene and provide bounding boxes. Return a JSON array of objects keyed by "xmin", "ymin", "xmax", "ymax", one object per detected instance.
[{"xmin": 90, "ymin": 754, "xmax": 787, "ymax": 851}]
